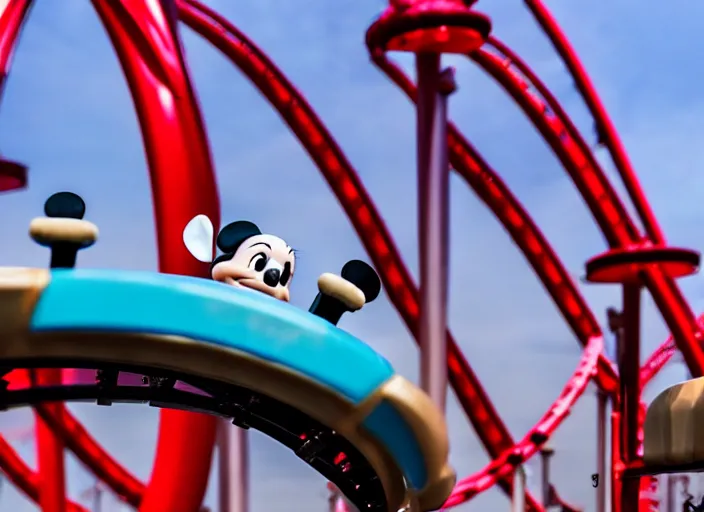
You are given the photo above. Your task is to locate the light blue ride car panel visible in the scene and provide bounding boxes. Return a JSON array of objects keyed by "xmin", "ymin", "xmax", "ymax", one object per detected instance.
[
  {"xmin": 363, "ymin": 400, "xmax": 428, "ymax": 490},
  {"xmin": 30, "ymin": 269, "xmax": 392, "ymax": 403},
  {"xmin": 29, "ymin": 269, "xmax": 429, "ymax": 489}
]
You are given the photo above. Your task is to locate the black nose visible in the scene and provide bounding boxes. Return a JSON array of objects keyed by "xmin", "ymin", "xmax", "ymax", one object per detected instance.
[{"xmin": 263, "ymin": 268, "xmax": 280, "ymax": 287}]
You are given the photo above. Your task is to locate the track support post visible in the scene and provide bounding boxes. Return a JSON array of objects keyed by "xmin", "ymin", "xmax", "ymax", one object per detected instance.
[
  {"xmin": 511, "ymin": 465, "xmax": 526, "ymax": 512},
  {"xmin": 596, "ymin": 389, "xmax": 607, "ymax": 512},
  {"xmin": 539, "ymin": 446, "xmax": 554, "ymax": 508},
  {"xmin": 617, "ymin": 285, "xmax": 641, "ymax": 512},
  {"xmin": 366, "ymin": 0, "xmax": 491, "ymax": 413},
  {"xmin": 218, "ymin": 420, "xmax": 249, "ymax": 512},
  {"xmin": 416, "ymin": 54, "xmax": 453, "ymax": 410},
  {"xmin": 585, "ymin": 244, "xmax": 701, "ymax": 512}
]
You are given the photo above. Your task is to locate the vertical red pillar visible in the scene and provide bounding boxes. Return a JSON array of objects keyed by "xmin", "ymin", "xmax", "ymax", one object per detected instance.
[
  {"xmin": 586, "ymin": 246, "xmax": 701, "ymax": 512},
  {"xmin": 34, "ymin": 369, "xmax": 66, "ymax": 512},
  {"xmin": 596, "ymin": 391, "xmax": 607, "ymax": 512},
  {"xmin": 611, "ymin": 411, "xmax": 622, "ymax": 512},
  {"xmin": 618, "ymin": 285, "xmax": 641, "ymax": 512}
]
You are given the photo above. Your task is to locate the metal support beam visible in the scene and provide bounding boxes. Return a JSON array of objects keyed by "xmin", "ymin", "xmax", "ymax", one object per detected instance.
[{"xmin": 416, "ymin": 52, "xmax": 455, "ymax": 412}]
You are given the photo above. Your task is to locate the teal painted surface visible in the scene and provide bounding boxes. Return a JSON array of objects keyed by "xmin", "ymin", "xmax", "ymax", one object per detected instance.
[
  {"xmin": 30, "ymin": 269, "xmax": 393, "ymax": 403},
  {"xmin": 363, "ymin": 400, "xmax": 428, "ymax": 490}
]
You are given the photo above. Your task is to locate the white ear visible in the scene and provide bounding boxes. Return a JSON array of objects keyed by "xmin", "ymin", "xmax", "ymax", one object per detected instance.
[{"xmin": 183, "ymin": 214, "xmax": 214, "ymax": 263}]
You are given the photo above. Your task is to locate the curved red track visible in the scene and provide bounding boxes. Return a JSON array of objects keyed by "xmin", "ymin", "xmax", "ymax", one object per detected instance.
[
  {"xmin": 0, "ymin": 1, "xmax": 700, "ymax": 511},
  {"xmin": 0, "ymin": 435, "xmax": 87, "ymax": 512}
]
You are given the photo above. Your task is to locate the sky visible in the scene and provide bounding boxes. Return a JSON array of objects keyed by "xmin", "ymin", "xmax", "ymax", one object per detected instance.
[{"xmin": 1, "ymin": 0, "xmax": 704, "ymax": 510}]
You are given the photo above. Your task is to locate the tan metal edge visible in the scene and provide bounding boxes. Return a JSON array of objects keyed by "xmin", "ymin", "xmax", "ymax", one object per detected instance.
[
  {"xmin": 0, "ymin": 267, "xmax": 50, "ymax": 336},
  {"xmin": 317, "ymin": 273, "xmax": 365, "ymax": 311},
  {"xmin": 378, "ymin": 376, "xmax": 455, "ymax": 510},
  {"xmin": 644, "ymin": 376, "xmax": 704, "ymax": 468},
  {"xmin": 0, "ymin": 267, "xmax": 459, "ymax": 510},
  {"xmin": 344, "ymin": 375, "xmax": 455, "ymax": 510},
  {"xmin": 29, "ymin": 218, "xmax": 98, "ymax": 246}
]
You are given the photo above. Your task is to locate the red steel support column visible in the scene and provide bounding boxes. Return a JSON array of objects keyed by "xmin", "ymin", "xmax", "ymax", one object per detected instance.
[
  {"xmin": 596, "ymin": 390, "xmax": 607, "ymax": 512},
  {"xmin": 34, "ymin": 369, "xmax": 66, "ymax": 512},
  {"xmin": 611, "ymin": 410, "xmax": 622, "ymax": 512},
  {"xmin": 586, "ymin": 247, "xmax": 699, "ymax": 511},
  {"xmin": 617, "ymin": 285, "xmax": 641, "ymax": 512}
]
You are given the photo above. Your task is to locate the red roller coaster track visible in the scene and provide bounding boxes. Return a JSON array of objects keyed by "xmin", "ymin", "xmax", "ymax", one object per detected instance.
[{"xmin": 0, "ymin": 1, "xmax": 700, "ymax": 511}]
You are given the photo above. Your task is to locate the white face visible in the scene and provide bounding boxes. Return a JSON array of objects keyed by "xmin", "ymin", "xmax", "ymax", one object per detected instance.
[{"xmin": 211, "ymin": 234, "xmax": 295, "ymax": 302}]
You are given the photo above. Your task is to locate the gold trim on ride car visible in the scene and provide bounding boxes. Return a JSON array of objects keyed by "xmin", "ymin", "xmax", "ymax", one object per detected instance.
[{"xmin": 0, "ymin": 267, "xmax": 454, "ymax": 511}]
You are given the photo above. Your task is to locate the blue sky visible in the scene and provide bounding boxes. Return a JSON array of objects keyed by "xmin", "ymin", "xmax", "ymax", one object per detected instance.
[{"xmin": 2, "ymin": 0, "xmax": 704, "ymax": 510}]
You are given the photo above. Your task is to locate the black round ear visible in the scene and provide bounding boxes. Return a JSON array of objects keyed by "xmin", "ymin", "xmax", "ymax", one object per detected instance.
[
  {"xmin": 341, "ymin": 260, "xmax": 381, "ymax": 303},
  {"xmin": 216, "ymin": 220, "xmax": 261, "ymax": 254},
  {"xmin": 44, "ymin": 191, "xmax": 85, "ymax": 219}
]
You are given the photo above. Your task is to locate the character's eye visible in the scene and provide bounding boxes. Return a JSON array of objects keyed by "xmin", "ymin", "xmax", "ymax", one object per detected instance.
[
  {"xmin": 280, "ymin": 262, "xmax": 292, "ymax": 286},
  {"xmin": 249, "ymin": 252, "xmax": 268, "ymax": 272}
]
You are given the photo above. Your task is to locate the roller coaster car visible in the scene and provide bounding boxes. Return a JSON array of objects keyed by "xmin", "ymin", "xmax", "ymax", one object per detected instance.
[
  {"xmin": 639, "ymin": 377, "xmax": 704, "ymax": 477},
  {"xmin": 0, "ymin": 193, "xmax": 456, "ymax": 512}
]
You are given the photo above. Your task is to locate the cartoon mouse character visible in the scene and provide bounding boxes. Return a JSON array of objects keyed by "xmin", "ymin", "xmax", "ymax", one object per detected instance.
[
  {"xmin": 183, "ymin": 214, "xmax": 382, "ymax": 325},
  {"xmin": 183, "ymin": 214, "xmax": 295, "ymax": 302}
]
